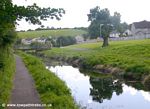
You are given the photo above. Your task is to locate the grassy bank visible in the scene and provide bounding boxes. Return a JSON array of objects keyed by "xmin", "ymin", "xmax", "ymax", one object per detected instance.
[
  {"xmin": 43, "ymin": 39, "xmax": 150, "ymax": 80},
  {"xmin": 18, "ymin": 52, "xmax": 77, "ymax": 109},
  {"xmin": 0, "ymin": 49, "xmax": 15, "ymax": 109},
  {"xmin": 18, "ymin": 29, "xmax": 87, "ymax": 38}
]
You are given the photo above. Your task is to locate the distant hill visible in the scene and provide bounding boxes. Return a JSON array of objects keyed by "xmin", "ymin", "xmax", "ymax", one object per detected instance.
[{"xmin": 17, "ymin": 29, "xmax": 87, "ymax": 38}]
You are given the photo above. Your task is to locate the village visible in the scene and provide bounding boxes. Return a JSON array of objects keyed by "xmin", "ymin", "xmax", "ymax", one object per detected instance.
[{"xmin": 20, "ymin": 20, "xmax": 150, "ymax": 47}]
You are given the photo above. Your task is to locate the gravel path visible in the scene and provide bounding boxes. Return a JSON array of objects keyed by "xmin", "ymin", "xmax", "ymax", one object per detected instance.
[{"xmin": 8, "ymin": 55, "xmax": 43, "ymax": 109}]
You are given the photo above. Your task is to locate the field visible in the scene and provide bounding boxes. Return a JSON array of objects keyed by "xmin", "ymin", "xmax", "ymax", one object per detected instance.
[
  {"xmin": 43, "ymin": 39, "xmax": 150, "ymax": 80},
  {"xmin": 17, "ymin": 29, "xmax": 87, "ymax": 38}
]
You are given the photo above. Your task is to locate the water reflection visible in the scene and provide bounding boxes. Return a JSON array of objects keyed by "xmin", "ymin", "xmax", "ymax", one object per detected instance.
[
  {"xmin": 48, "ymin": 66, "xmax": 150, "ymax": 109},
  {"xmin": 89, "ymin": 77, "xmax": 123, "ymax": 103}
]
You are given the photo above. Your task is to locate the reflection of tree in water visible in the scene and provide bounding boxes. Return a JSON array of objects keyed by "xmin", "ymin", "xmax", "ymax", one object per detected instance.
[{"xmin": 89, "ymin": 77, "xmax": 123, "ymax": 103}]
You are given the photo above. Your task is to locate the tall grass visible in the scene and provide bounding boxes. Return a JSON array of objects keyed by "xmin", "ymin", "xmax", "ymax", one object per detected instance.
[
  {"xmin": 18, "ymin": 52, "xmax": 77, "ymax": 109},
  {"xmin": 0, "ymin": 49, "xmax": 15, "ymax": 109}
]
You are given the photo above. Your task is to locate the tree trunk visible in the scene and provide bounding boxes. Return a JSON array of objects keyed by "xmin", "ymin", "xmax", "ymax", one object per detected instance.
[{"xmin": 102, "ymin": 37, "xmax": 109, "ymax": 47}]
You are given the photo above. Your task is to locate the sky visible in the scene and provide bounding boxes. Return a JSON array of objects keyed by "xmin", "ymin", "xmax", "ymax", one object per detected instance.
[{"xmin": 12, "ymin": 0, "xmax": 150, "ymax": 31}]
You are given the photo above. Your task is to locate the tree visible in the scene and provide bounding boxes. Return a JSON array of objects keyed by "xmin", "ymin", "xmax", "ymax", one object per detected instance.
[
  {"xmin": 89, "ymin": 77, "xmax": 123, "ymax": 103},
  {"xmin": 0, "ymin": 0, "xmax": 65, "ymax": 70},
  {"xmin": 110, "ymin": 12, "xmax": 121, "ymax": 31},
  {"xmin": 88, "ymin": 6, "xmax": 121, "ymax": 47},
  {"xmin": 0, "ymin": 0, "xmax": 65, "ymax": 48},
  {"xmin": 118, "ymin": 22, "xmax": 129, "ymax": 36}
]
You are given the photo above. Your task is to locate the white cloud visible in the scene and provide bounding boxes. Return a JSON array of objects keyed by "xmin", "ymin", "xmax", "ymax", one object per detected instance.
[
  {"xmin": 123, "ymin": 84, "xmax": 137, "ymax": 95},
  {"xmin": 141, "ymin": 91, "xmax": 150, "ymax": 102}
]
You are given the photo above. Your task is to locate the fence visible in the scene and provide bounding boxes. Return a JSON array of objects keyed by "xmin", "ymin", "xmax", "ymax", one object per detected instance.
[
  {"xmin": 109, "ymin": 35, "xmax": 150, "ymax": 41},
  {"xmin": 78, "ymin": 35, "xmax": 150, "ymax": 44}
]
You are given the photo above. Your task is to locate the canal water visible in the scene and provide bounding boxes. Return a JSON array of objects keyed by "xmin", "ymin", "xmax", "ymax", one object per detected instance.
[{"xmin": 47, "ymin": 65, "xmax": 150, "ymax": 109}]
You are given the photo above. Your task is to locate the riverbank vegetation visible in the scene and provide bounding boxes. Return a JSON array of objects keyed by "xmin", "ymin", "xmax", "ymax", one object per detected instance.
[
  {"xmin": 18, "ymin": 52, "xmax": 77, "ymax": 109},
  {"xmin": 0, "ymin": 50, "xmax": 15, "ymax": 108},
  {"xmin": 43, "ymin": 39, "xmax": 150, "ymax": 81}
]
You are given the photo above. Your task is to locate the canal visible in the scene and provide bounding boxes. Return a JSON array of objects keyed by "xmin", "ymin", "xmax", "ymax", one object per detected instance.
[{"xmin": 46, "ymin": 65, "xmax": 150, "ymax": 109}]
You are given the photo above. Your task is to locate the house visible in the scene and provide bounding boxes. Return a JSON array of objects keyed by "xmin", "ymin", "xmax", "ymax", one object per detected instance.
[
  {"xmin": 36, "ymin": 37, "xmax": 47, "ymax": 44},
  {"xmin": 109, "ymin": 31, "xmax": 120, "ymax": 38},
  {"xmin": 123, "ymin": 29, "xmax": 132, "ymax": 36},
  {"xmin": 21, "ymin": 38, "xmax": 33, "ymax": 45},
  {"xmin": 21, "ymin": 37, "xmax": 47, "ymax": 45},
  {"xmin": 75, "ymin": 35, "xmax": 84, "ymax": 43},
  {"xmin": 130, "ymin": 20, "xmax": 150, "ymax": 37}
]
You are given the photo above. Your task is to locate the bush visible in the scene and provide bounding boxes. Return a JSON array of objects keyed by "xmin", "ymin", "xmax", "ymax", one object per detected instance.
[{"xmin": 56, "ymin": 36, "xmax": 76, "ymax": 47}]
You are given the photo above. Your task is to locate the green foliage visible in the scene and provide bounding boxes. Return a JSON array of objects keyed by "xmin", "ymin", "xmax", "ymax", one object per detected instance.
[
  {"xmin": 87, "ymin": 6, "xmax": 112, "ymax": 38},
  {"xmin": 0, "ymin": 51, "xmax": 15, "ymax": 108},
  {"xmin": 87, "ymin": 6, "xmax": 128, "ymax": 39},
  {"xmin": 87, "ymin": 6, "xmax": 128, "ymax": 46},
  {"xmin": 0, "ymin": 24, "xmax": 16, "ymax": 47},
  {"xmin": 30, "ymin": 42, "xmax": 42, "ymax": 48},
  {"xmin": 44, "ymin": 39, "xmax": 150, "ymax": 80},
  {"xmin": 17, "ymin": 29, "xmax": 87, "ymax": 38},
  {"xmin": 87, "ymin": 6, "xmax": 116, "ymax": 46},
  {"xmin": 89, "ymin": 77, "xmax": 122, "ymax": 103},
  {"xmin": 118, "ymin": 22, "xmax": 129, "ymax": 36},
  {"xmin": 56, "ymin": 36, "xmax": 76, "ymax": 47},
  {"xmin": 13, "ymin": 3, "xmax": 65, "ymax": 25},
  {"xmin": 110, "ymin": 12, "xmax": 121, "ymax": 29},
  {"xmin": 18, "ymin": 52, "xmax": 77, "ymax": 109},
  {"xmin": 88, "ymin": 21, "xmax": 100, "ymax": 39}
]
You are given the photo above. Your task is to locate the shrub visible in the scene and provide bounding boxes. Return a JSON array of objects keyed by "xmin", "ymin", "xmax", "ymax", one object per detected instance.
[{"xmin": 56, "ymin": 36, "xmax": 76, "ymax": 47}]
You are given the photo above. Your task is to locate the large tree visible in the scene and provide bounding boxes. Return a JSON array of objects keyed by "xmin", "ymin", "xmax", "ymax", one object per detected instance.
[
  {"xmin": 0, "ymin": 0, "xmax": 65, "ymax": 48},
  {"xmin": 88, "ymin": 6, "xmax": 121, "ymax": 47}
]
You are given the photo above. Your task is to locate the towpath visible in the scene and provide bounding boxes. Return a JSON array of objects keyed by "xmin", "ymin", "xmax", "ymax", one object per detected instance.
[{"xmin": 8, "ymin": 55, "xmax": 43, "ymax": 109}]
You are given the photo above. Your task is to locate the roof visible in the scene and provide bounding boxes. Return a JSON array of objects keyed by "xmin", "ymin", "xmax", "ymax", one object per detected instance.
[
  {"xmin": 110, "ymin": 30, "xmax": 120, "ymax": 34},
  {"xmin": 133, "ymin": 20, "xmax": 150, "ymax": 29},
  {"xmin": 39, "ymin": 37, "xmax": 47, "ymax": 40}
]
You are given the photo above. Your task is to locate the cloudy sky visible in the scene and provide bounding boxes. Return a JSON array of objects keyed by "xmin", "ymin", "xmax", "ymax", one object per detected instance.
[{"xmin": 13, "ymin": 0, "xmax": 150, "ymax": 30}]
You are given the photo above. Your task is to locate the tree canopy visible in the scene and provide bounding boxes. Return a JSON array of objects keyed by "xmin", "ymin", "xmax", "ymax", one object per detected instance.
[
  {"xmin": 0, "ymin": 0, "xmax": 65, "ymax": 48},
  {"xmin": 87, "ymin": 6, "xmax": 111, "ymax": 39},
  {"xmin": 87, "ymin": 6, "xmax": 128, "ymax": 47}
]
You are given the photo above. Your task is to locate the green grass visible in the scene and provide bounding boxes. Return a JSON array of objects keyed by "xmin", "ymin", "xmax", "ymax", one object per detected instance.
[
  {"xmin": 0, "ymin": 50, "xmax": 15, "ymax": 109},
  {"xmin": 43, "ymin": 39, "xmax": 150, "ymax": 80},
  {"xmin": 18, "ymin": 51, "xmax": 77, "ymax": 109},
  {"xmin": 17, "ymin": 29, "xmax": 87, "ymax": 38}
]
